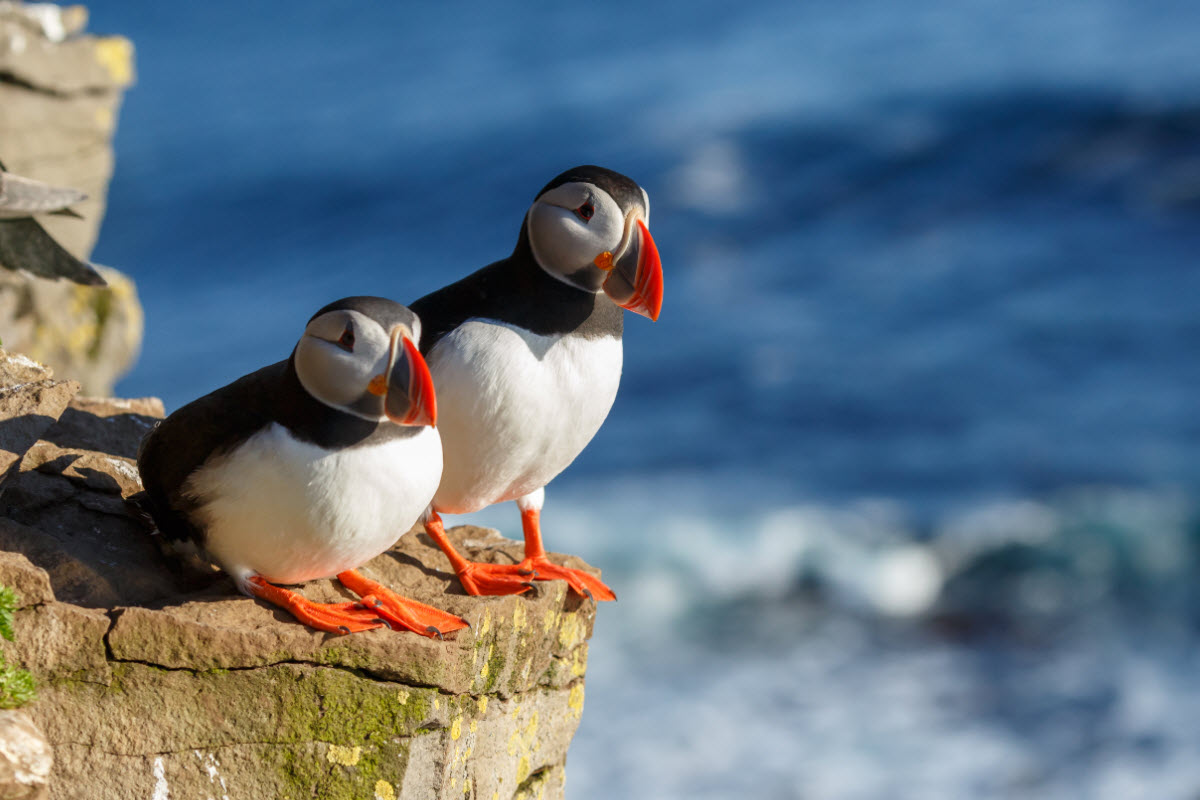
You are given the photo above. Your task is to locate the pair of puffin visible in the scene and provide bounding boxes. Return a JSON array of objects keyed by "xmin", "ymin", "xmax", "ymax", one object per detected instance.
[{"xmin": 136, "ymin": 166, "xmax": 663, "ymax": 636}]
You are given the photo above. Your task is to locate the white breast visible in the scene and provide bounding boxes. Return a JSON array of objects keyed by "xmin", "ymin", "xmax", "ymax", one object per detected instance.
[
  {"xmin": 428, "ymin": 319, "xmax": 622, "ymax": 514},
  {"xmin": 186, "ymin": 423, "xmax": 442, "ymax": 584}
]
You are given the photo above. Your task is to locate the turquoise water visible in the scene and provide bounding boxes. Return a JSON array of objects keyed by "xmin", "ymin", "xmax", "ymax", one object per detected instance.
[{"xmin": 88, "ymin": 0, "xmax": 1200, "ymax": 795}]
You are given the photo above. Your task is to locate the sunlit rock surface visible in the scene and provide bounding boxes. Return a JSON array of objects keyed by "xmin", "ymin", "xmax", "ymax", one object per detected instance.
[
  {"xmin": 0, "ymin": 1, "xmax": 141, "ymax": 395},
  {"xmin": 0, "ymin": 349, "xmax": 595, "ymax": 800}
]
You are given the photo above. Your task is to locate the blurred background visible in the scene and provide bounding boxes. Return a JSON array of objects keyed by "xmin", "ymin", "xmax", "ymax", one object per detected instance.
[{"xmin": 81, "ymin": 0, "xmax": 1200, "ymax": 797}]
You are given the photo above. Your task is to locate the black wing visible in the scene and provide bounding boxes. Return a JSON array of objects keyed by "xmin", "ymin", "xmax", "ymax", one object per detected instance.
[
  {"xmin": 136, "ymin": 361, "xmax": 286, "ymax": 546},
  {"xmin": 0, "ymin": 217, "xmax": 107, "ymax": 286},
  {"xmin": 0, "ymin": 160, "xmax": 103, "ymax": 286}
]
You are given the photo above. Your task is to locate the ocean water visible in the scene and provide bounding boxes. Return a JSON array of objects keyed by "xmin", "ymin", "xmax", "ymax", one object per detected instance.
[{"xmin": 85, "ymin": 0, "xmax": 1200, "ymax": 796}]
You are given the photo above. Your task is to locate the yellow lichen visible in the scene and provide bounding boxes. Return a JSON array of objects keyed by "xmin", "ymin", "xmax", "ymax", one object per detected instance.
[
  {"xmin": 450, "ymin": 717, "xmax": 463, "ymax": 741},
  {"xmin": 94, "ymin": 36, "xmax": 134, "ymax": 84},
  {"xmin": 470, "ymin": 720, "xmax": 478, "ymax": 734},
  {"xmin": 507, "ymin": 709, "xmax": 540, "ymax": 781},
  {"xmin": 568, "ymin": 685, "xmax": 585, "ymax": 716},
  {"xmin": 557, "ymin": 613, "xmax": 585, "ymax": 650},
  {"xmin": 374, "ymin": 780, "xmax": 396, "ymax": 800},
  {"xmin": 513, "ymin": 602, "xmax": 527, "ymax": 632},
  {"xmin": 397, "ymin": 689, "xmax": 410, "ymax": 705},
  {"xmin": 325, "ymin": 744, "xmax": 361, "ymax": 766},
  {"xmin": 477, "ymin": 696, "xmax": 489, "ymax": 715},
  {"xmin": 479, "ymin": 610, "xmax": 491, "ymax": 636},
  {"xmin": 479, "ymin": 644, "xmax": 494, "ymax": 680}
]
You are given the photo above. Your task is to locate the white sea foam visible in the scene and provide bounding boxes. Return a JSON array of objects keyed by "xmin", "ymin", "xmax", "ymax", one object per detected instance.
[{"xmin": 444, "ymin": 477, "xmax": 1199, "ymax": 635}]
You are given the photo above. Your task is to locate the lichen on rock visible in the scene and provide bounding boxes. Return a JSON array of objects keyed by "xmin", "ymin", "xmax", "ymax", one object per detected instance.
[{"xmin": 0, "ymin": 348, "xmax": 597, "ymax": 799}]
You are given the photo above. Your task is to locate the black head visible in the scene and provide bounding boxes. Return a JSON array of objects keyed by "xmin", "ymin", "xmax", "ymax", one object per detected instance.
[
  {"xmin": 294, "ymin": 296, "xmax": 436, "ymax": 426},
  {"xmin": 523, "ymin": 165, "xmax": 663, "ymax": 320}
]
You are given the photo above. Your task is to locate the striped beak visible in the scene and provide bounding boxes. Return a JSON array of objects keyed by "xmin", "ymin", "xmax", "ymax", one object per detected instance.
[
  {"xmin": 601, "ymin": 217, "xmax": 663, "ymax": 321},
  {"xmin": 380, "ymin": 327, "xmax": 437, "ymax": 426}
]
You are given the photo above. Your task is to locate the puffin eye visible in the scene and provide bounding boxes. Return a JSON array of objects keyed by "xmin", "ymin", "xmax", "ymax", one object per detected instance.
[
  {"xmin": 336, "ymin": 324, "xmax": 355, "ymax": 352},
  {"xmin": 575, "ymin": 202, "xmax": 595, "ymax": 222}
]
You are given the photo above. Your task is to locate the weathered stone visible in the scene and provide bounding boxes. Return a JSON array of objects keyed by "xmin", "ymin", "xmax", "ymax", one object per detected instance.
[
  {"xmin": 0, "ymin": 3, "xmax": 126, "ymax": 87},
  {"xmin": 0, "ymin": 551, "xmax": 52, "ymax": 608},
  {"xmin": 0, "ymin": 710, "xmax": 51, "ymax": 800},
  {"xmin": 107, "ymin": 525, "xmax": 596, "ymax": 697},
  {"xmin": 53, "ymin": 396, "xmax": 163, "ymax": 458},
  {"xmin": 0, "ymin": 268, "xmax": 143, "ymax": 398},
  {"xmin": 41, "ymin": 666, "xmax": 579, "ymax": 800},
  {"xmin": 0, "ymin": 363, "xmax": 597, "ymax": 799},
  {"xmin": 0, "ymin": 601, "xmax": 109, "ymax": 684},
  {"xmin": 0, "ymin": 390, "xmax": 174, "ymax": 609},
  {"xmin": 0, "ymin": 350, "xmax": 80, "ymax": 490},
  {"xmin": 0, "ymin": 2, "xmax": 134, "ymax": 256},
  {"xmin": 0, "ymin": 350, "xmax": 49, "ymax": 387},
  {"xmin": 0, "ymin": 382, "xmax": 79, "ymax": 484},
  {"xmin": 0, "ymin": 3, "xmax": 141, "ymax": 395}
]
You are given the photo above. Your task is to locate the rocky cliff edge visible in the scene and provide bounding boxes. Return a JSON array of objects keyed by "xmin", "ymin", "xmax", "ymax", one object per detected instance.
[{"xmin": 0, "ymin": 348, "xmax": 597, "ymax": 800}]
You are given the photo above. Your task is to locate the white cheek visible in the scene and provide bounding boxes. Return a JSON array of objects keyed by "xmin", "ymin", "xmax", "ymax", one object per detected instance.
[
  {"xmin": 295, "ymin": 340, "xmax": 388, "ymax": 408},
  {"xmin": 528, "ymin": 205, "xmax": 591, "ymax": 271},
  {"xmin": 527, "ymin": 204, "xmax": 623, "ymax": 273}
]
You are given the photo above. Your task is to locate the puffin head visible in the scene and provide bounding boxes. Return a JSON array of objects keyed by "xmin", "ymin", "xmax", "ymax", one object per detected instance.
[
  {"xmin": 525, "ymin": 165, "xmax": 663, "ymax": 321},
  {"xmin": 293, "ymin": 296, "xmax": 437, "ymax": 426}
]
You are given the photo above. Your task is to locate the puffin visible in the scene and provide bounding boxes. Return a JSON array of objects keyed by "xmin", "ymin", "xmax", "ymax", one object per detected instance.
[
  {"xmin": 0, "ymin": 160, "xmax": 107, "ymax": 286},
  {"xmin": 409, "ymin": 165, "xmax": 663, "ymax": 601},
  {"xmin": 135, "ymin": 296, "xmax": 467, "ymax": 637}
]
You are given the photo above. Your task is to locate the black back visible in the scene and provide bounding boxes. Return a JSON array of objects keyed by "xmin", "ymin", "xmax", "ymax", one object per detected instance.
[{"xmin": 409, "ymin": 247, "xmax": 623, "ymax": 354}]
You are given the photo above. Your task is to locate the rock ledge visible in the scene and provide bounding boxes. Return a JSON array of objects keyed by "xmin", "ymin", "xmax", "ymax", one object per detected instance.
[{"xmin": 0, "ymin": 349, "xmax": 596, "ymax": 800}]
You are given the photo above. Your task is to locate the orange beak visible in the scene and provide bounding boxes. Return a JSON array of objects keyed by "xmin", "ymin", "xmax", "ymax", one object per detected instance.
[
  {"xmin": 602, "ymin": 217, "xmax": 663, "ymax": 321},
  {"xmin": 382, "ymin": 329, "xmax": 437, "ymax": 426}
]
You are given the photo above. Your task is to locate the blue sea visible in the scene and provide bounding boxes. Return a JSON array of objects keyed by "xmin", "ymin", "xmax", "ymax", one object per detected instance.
[{"xmin": 89, "ymin": 1, "xmax": 1200, "ymax": 796}]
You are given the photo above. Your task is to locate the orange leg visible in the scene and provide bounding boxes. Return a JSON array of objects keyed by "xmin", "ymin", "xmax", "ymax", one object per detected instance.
[
  {"xmin": 424, "ymin": 511, "xmax": 533, "ymax": 596},
  {"xmin": 423, "ymin": 508, "xmax": 615, "ymax": 601},
  {"xmin": 513, "ymin": 507, "xmax": 616, "ymax": 601},
  {"xmin": 336, "ymin": 569, "xmax": 468, "ymax": 638},
  {"xmin": 245, "ymin": 575, "xmax": 384, "ymax": 635}
]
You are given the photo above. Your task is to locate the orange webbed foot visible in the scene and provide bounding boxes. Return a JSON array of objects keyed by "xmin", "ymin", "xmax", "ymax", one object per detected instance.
[
  {"xmin": 452, "ymin": 558, "xmax": 614, "ymax": 601},
  {"xmin": 455, "ymin": 561, "xmax": 536, "ymax": 597},
  {"xmin": 521, "ymin": 556, "xmax": 617, "ymax": 602},
  {"xmin": 245, "ymin": 575, "xmax": 385, "ymax": 635},
  {"xmin": 337, "ymin": 570, "xmax": 469, "ymax": 638}
]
